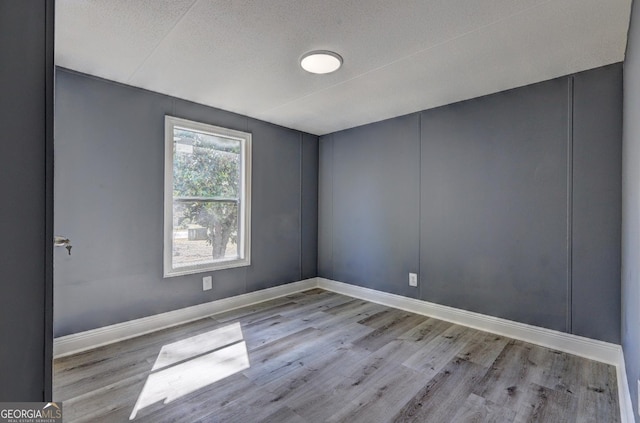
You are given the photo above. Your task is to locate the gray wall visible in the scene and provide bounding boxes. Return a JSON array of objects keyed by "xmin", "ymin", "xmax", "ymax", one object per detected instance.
[
  {"xmin": 572, "ymin": 66, "xmax": 622, "ymax": 342},
  {"xmin": 419, "ymin": 77, "xmax": 569, "ymax": 333},
  {"xmin": 54, "ymin": 69, "xmax": 318, "ymax": 337},
  {"xmin": 0, "ymin": 1, "xmax": 54, "ymax": 400},
  {"xmin": 320, "ymin": 114, "xmax": 421, "ymax": 298},
  {"xmin": 301, "ymin": 133, "xmax": 319, "ymax": 280},
  {"xmin": 623, "ymin": 0, "xmax": 640, "ymax": 419},
  {"xmin": 319, "ymin": 64, "xmax": 622, "ymax": 343}
]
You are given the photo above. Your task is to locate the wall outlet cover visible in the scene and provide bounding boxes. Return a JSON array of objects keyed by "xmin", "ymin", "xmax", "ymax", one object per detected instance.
[
  {"xmin": 409, "ymin": 273, "xmax": 418, "ymax": 287},
  {"xmin": 203, "ymin": 276, "xmax": 212, "ymax": 291}
]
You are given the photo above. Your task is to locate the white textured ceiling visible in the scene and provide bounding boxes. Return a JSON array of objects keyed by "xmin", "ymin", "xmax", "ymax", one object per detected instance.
[{"xmin": 55, "ymin": 0, "xmax": 631, "ymax": 136}]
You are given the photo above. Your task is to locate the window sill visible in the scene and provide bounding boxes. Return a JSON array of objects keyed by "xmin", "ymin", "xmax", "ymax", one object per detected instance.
[{"xmin": 163, "ymin": 258, "xmax": 250, "ymax": 278}]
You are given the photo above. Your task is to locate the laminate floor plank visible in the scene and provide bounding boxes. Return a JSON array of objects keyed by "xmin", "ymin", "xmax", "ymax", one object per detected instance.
[
  {"xmin": 473, "ymin": 340, "xmax": 542, "ymax": 410},
  {"xmin": 241, "ymin": 315, "xmax": 315, "ymax": 351},
  {"xmin": 212, "ymin": 297, "xmax": 295, "ymax": 323},
  {"xmin": 356, "ymin": 308, "xmax": 410, "ymax": 329},
  {"xmin": 313, "ymin": 301, "xmax": 387, "ymax": 331},
  {"xmin": 279, "ymin": 294, "xmax": 355, "ymax": 319},
  {"xmin": 456, "ymin": 331, "xmax": 511, "ymax": 368},
  {"xmin": 527, "ymin": 345, "xmax": 585, "ymax": 394},
  {"xmin": 61, "ymin": 372, "xmax": 148, "ymax": 422},
  {"xmin": 450, "ymin": 393, "xmax": 517, "ymax": 423},
  {"xmin": 402, "ymin": 323, "xmax": 477, "ymax": 377},
  {"xmin": 54, "ymin": 289, "xmax": 620, "ymax": 422},
  {"xmin": 244, "ymin": 322, "xmax": 373, "ymax": 387},
  {"xmin": 243, "ymin": 326, "xmax": 320, "ymax": 368},
  {"xmin": 55, "ymin": 317, "xmax": 221, "ymax": 377},
  {"xmin": 133, "ymin": 373, "xmax": 257, "ymax": 423},
  {"xmin": 397, "ymin": 317, "xmax": 453, "ymax": 344},
  {"xmin": 286, "ymin": 384, "xmax": 359, "ymax": 422},
  {"xmin": 393, "ymin": 357, "xmax": 491, "ymax": 422},
  {"xmin": 260, "ymin": 406, "xmax": 307, "ymax": 423},
  {"xmin": 55, "ymin": 351, "xmax": 157, "ymax": 402},
  {"xmin": 263, "ymin": 348, "xmax": 352, "ymax": 399},
  {"xmin": 322, "ymin": 298, "xmax": 388, "ymax": 320},
  {"xmin": 215, "ymin": 301, "xmax": 301, "ymax": 326},
  {"xmin": 352, "ymin": 311, "xmax": 428, "ymax": 353},
  {"xmin": 512, "ymin": 383, "xmax": 577, "ymax": 423},
  {"xmin": 284, "ymin": 289, "xmax": 337, "ymax": 306},
  {"xmin": 326, "ymin": 363, "xmax": 425, "ymax": 423},
  {"xmin": 188, "ymin": 386, "xmax": 281, "ymax": 423},
  {"xmin": 54, "ymin": 319, "xmax": 228, "ymax": 400},
  {"xmin": 56, "ymin": 320, "xmax": 237, "ymax": 403},
  {"xmin": 366, "ymin": 338, "xmax": 422, "ymax": 368},
  {"xmin": 322, "ymin": 298, "xmax": 368, "ymax": 315},
  {"xmin": 575, "ymin": 360, "xmax": 620, "ymax": 423}
]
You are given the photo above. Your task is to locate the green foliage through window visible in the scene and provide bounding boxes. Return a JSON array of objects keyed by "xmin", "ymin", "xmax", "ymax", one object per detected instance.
[
  {"xmin": 173, "ymin": 128, "xmax": 242, "ymax": 261},
  {"xmin": 165, "ymin": 116, "xmax": 251, "ymax": 277}
]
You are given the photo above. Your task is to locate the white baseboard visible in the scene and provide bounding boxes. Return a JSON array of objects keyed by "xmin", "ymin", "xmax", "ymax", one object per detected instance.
[
  {"xmin": 53, "ymin": 278, "xmax": 317, "ymax": 358},
  {"xmin": 56, "ymin": 275, "xmax": 623, "ymax": 364},
  {"xmin": 317, "ymin": 278, "xmax": 620, "ymax": 365},
  {"xmin": 618, "ymin": 348, "xmax": 637, "ymax": 423},
  {"xmin": 317, "ymin": 277, "xmax": 633, "ymax": 422},
  {"xmin": 54, "ymin": 275, "xmax": 634, "ymax": 422}
]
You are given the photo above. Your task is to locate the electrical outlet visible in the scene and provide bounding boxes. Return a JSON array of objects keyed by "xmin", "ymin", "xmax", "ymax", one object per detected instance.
[
  {"xmin": 203, "ymin": 276, "xmax": 212, "ymax": 291},
  {"xmin": 409, "ymin": 273, "xmax": 418, "ymax": 287}
]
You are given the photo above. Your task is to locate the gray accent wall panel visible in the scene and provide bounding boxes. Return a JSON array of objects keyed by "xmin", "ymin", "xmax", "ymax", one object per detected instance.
[
  {"xmin": 330, "ymin": 114, "xmax": 421, "ymax": 298},
  {"xmin": 301, "ymin": 133, "xmax": 319, "ymax": 279},
  {"xmin": 420, "ymin": 79, "xmax": 569, "ymax": 331},
  {"xmin": 623, "ymin": 0, "xmax": 640, "ymax": 419},
  {"xmin": 572, "ymin": 64, "xmax": 622, "ymax": 344},
  {"xmin": 0, "ymin": 1, "xmax": 53, "ymax": 401},
  {"xmin": 245, "ymin": 119, "xmax": 301, "ymax": 291},
  {"xmin": 318, "ymin": 136, "xmax": 334, "ymax": 279},
  {"xmin": 54, "ymin": 69, "xmax": 317, "ymax": 336},
  {"xmin": 318, "ymin": 64, "xmax": 622, "ymax": 342}
]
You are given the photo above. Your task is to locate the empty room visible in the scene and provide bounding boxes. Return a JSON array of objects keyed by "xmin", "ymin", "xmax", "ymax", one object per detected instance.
[{"xmin": 2, "ymin": 0, "xmax": 640, "ymax": 422}]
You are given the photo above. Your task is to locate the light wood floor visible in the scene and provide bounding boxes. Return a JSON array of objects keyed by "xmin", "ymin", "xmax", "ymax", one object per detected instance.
[{"xmin": 54, "ymin": 289, "xmax": 620, "ymax": 422}]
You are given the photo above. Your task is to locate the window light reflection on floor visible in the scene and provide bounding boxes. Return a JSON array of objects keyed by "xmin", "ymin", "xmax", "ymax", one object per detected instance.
[{"xmin": 129, "ymin": 322, "xmax": 250, "ymax": 420}]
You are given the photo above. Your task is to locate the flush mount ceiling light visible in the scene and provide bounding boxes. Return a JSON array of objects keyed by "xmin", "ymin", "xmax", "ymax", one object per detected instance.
[{"xmin": 300, "ymin": 50, "xmax": 343, "ymax": 74}]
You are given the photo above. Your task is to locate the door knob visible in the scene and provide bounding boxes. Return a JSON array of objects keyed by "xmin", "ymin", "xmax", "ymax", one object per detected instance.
[{"xmin": 54, "ymin": 236, "xmax": 72, "ymax": 255}]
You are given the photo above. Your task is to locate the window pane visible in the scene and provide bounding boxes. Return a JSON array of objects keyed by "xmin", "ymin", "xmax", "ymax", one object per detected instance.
[
  {"xmin": 172, "ymin": 127, "xmax": 242, "ymax": 269},
  {"xmin": 172, "ymin": 200, "xmax": 240, "ymax": 269},
  {"xmin": 165, "ymin": 116, "xmax": 251, "ymax": 277},
  {"xmin": 173, "ymin": 129, "xmax": 241, "ymax": 198}
]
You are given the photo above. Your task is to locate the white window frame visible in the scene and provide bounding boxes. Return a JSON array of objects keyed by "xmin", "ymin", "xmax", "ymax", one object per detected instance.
[{"xmin": 164, "ymin": 116, "xmax": 251, "ymax": 277}]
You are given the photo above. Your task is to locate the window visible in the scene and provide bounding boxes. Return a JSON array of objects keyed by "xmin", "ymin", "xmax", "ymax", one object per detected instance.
[{"xmin": 164, "ymin": 116, "xmax": 251, "ymax": 277}]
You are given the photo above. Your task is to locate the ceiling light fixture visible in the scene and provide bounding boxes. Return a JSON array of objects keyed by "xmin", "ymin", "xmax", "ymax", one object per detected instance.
[{"xmin": 300, "ymin": 50, "xmax": 343, "ymax": 74}]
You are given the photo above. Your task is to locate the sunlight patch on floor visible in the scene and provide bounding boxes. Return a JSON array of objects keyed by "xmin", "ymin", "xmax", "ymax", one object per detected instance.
[{"xmin": 129, "ymin": 322, "xmax": 250, "ymax": 420}]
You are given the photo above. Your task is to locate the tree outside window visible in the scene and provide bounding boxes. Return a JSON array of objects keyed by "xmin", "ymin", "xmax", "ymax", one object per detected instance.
[{"xmin": 164, "ymin": 117, "xmax": 251, "ymax": 277}]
